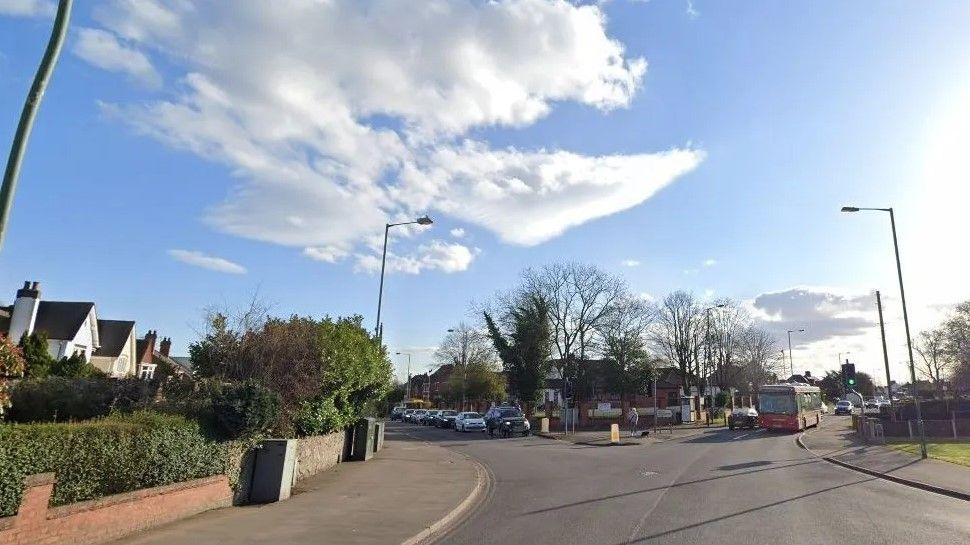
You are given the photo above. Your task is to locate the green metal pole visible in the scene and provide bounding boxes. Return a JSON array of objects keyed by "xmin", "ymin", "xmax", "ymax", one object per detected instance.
[{"xmin": 0, "ymin": 0, "xmax": 74, "ymax": 251}]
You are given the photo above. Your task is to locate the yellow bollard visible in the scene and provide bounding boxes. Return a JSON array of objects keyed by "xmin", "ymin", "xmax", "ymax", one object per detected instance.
[
  {"xmin": 610, "ymin": 423, "xmax": 620, "ymax": 444},
  {"xmin": 540, "ymin": 417, "xmax": 549, "ymax": 433}
]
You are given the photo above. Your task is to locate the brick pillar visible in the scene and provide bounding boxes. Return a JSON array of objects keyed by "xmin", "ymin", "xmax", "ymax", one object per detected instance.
[{"xmin": 15, "ymin": 473, "xmax": 55, "ymax": 528}]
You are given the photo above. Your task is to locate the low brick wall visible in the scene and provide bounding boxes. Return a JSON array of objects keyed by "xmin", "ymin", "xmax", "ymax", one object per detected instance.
[
  {"xmin": 0, "ymin": 473, "xmax": 231, "ymax": 545},
  {"xmin": 295, "ymin": 431, "xmax": 346, "ymax": 481}
]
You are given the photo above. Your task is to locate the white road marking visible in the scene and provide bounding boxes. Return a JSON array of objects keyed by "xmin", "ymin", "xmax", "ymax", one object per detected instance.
[{"xmin": 732, "ymin": 429, "xmax": 765, "ymax": 441}]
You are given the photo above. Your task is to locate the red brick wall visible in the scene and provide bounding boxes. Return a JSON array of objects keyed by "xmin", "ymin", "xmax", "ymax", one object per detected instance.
[{"xmin": 0, "ymin": 473, "xmax": 231, "ymax": 545}]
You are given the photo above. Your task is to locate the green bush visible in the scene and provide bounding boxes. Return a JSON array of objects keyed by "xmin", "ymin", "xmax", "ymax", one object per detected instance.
[
  {"xmin": 0, "ymin": 411, "xmax": 226, "ymax": 517},
  {"xmin": 5, "ymin": 377, "xmax": 152, "ymax": 423},
  {"xmin": 212, "ymin": 380, "xmax": 279, "ymax": 439}
]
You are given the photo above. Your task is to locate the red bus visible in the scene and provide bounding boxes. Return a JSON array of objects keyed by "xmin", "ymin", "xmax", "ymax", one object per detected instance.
[{"xmin": 757, "ymin": 383, "xmax": 823, "ymax": 432}]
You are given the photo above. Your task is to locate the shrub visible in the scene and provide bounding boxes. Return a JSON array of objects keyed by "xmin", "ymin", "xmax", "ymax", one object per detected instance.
[
  {"xmin": 50, "ymin": 353, "xmax": 106, "ymax": 378},
  {"xmin": 211, "ymin": 380, "xmax": 280, "ymax": 439},
  {"xmin": 5, "ymin": 377, "xmax": 152, "ymax": 423},
  {"xmin": 0, "ymin": 411, "xmax": 226, "ymax": 517},
  {"xmin": 19, "ymin": 332, "xmax": 54, "ymax": 378}
]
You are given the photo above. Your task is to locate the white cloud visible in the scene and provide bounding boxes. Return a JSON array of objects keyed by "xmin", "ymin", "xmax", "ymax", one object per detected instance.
[
  {"xmin": 168, "ymin": 249, "xmax": 247, "ymax": 274},
  {"xmin": 303, "ymin": 245, "xmax": 349, "ymax": 263},
  {"xmin": 450, "ymin": 228, "xmax": 466, "ymax": 239},
  {"xmin": 356, "ymin": 240, "xmax": 479, "ymax": 275},
  {"xmin": 0, "ymin": 0, "xmax": 53, "ymax": 17},
  {"xmin": 620, "ymin": 259, "xmax": 640, "ymax": 267},
  {"xmin": 702, "ymin": 258, "xmax": 717, "ymax": 267},
  {"xmin": 87, "ymin": 0, "xmax": 702, "ymax": 270},
  {"xmin": 74, "ymin": 28, "xmax": 160, "ymax": 87}
]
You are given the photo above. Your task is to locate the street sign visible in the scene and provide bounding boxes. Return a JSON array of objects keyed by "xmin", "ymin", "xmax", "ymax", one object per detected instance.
[
  {"xmin": 656, "ymin": 409, "xmax": 673, "ymax": 418},
  {"xmin": 597, "ymin": 402, "xmax": 612, "ymax": 411}
]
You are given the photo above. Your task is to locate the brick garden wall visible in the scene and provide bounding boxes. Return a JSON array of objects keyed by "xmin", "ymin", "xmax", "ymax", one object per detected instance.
[{"xmin": 0, "ymin": 473, "xmax": 231, "ymax": 545}]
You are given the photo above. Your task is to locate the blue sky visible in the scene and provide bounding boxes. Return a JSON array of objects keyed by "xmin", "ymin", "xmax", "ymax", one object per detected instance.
[{"xmin": 2, "ymin": 0, "xmax": 969, "ymax": 383}]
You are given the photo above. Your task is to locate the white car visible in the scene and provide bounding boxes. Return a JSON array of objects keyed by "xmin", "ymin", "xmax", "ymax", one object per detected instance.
[{"xmin": 454, "ymin": 412, "xmax": 486, "ymax": 432}]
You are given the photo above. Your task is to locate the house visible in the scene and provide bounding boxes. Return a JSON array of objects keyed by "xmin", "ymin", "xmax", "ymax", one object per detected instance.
[
  {"xmin": 134, "ymin": 332, "xmax": 192, "ymax": 380},
  {"xmin": 408, "ymin": 364, "xmax": 455, "ymax": 402},
  {"xmin": 0, "ymin": 281, "xmax": 140, "ymax": 377},
  {"xmin": 90, "ymin": 320, "xmax": 137, "ymax": 377}
]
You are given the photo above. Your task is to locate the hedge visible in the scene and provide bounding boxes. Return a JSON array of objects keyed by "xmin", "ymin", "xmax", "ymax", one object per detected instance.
[
  {"xmin": 5, "ymin": 376, "xmax": 152, "ymax": 423},
  {"xmin": 0, "ymin": 411, "xmax": 226, "ymax": 517}
]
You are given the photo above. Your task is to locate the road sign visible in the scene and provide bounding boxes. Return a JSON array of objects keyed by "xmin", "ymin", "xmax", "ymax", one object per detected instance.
[{"xmin": 656, "ymin": 409, "xmax": 673, "ymax": 418}]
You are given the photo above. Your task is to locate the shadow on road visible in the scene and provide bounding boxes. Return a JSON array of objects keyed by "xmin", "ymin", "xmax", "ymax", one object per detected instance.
[
  {"xmin": 618, "ymin": 477, "xmax": 876, "ymax": 544},
  {"xmin": 519, "ymin": 458, "xmax": 822, "ymax": 517},
  {"xmin": 716, "ymin": 460, "xmax": 773, "ymax": 471}
]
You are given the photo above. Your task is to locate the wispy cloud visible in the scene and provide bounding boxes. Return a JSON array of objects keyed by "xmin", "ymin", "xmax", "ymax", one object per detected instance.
[
  {"xmin": 703, "ymin": 258, "xmax": 717, "ymax": 267},
  {"xmin": 450, "ymin": 228, "xmax": 466, "ymax": 239},
  {"xmin": 168, "ymin": 249, "xmax": 247, "ymax": 274},
  {"xmin": 74, "ymin": 28, "xmax": 160, "ymax": 88},
  {"xmin": 620, "ymin": 259, "xmax": 640, "ymax": 267},
  {"xmin": 0, "ymin": 0, "xmax": 53, "ymax": 17}
]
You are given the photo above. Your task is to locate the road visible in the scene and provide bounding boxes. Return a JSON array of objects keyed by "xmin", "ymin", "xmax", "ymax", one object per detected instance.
[{"xmin": 392, "ymin": 420, "xmax": 969, "ymax": 545}]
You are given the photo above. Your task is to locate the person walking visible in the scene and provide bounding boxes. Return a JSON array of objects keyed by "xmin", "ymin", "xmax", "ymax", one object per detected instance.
[{"xmin": 627, "ymin": 407, "xmax": 639, "ymax": 437}]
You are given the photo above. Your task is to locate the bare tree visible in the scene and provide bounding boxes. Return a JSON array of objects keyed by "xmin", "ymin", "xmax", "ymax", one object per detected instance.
[
  {"xmin": 915, "ymin": 327, "xmax": 951, "ymax": 398},
  {"xmin": 596, "ymin": 293, "xmax": 656, "ymax": 401},
  {"xmin": 650, "ymin": 291, "xmax": 704, "ymax": 390},
  {"xmin": 520, "ymin": 262, "xmax": 626, "ymax": 390},
  {"xmin": 435, "ymin": 322, "xmax": 498, "ymax": 409}
]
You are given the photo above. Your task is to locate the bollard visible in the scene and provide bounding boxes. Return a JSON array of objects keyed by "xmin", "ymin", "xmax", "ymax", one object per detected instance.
[
  {"xmin": 540, "ymin": 417, "xmax": 549, "ymax": 434},
  {"xmin": 610, "ymin": 423, "xmax": 620, "ymax": 444}
]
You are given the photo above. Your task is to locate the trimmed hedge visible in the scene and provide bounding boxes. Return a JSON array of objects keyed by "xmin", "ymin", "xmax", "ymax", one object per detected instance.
[
  {"xmin": 0, "ymin": 411, "xmax": 226, "ymax": 517},
  {"xmin": 5, "ymin": 377, "xmax": 152, "ymax": 423}
]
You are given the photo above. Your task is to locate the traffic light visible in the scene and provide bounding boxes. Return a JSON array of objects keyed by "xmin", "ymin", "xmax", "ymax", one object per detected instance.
[{"xmin": 842, "ymin": 362, "xmax": 856, "ymax": 389}]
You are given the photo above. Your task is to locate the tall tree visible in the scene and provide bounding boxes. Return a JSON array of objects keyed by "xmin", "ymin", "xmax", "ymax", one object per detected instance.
[
  {"xmin": 650, "ymin": 291, "xmax": 704, "ymax": 390},
  {"xmin": 519, "ymin": 262, "xmax": 625, "ymax": 396},
  {"xmin": 484, "ymin": 294, "xmax": 552, "ymax": 413},
  {"xmin": 596, "ymin": 293, "xmax": 655, "ymax": 401},
  {"xmin": 435, "ymin": 323, "xmax": 497, "ymax": 409},
  {"xmin": 915, "ymin": 327, "xmax": 951, "ymax": 398}
]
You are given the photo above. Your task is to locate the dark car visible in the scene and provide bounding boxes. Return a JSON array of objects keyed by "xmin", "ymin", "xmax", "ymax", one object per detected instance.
[
  {"xmin": 410, "ymin": 409, "xmax": 427, "ymax": 423},
  {"xmin": 437, "ymin": 410, "xmax": 459, "ymax": 428},
  {"xmin": 728, "ymin": 407, "xmax": 758, "ymax": 430},
  {"xmin": 390, "ymin": 406, "xmax": 406, "ymax": 421},
  {"xmin": 422, "ymin": 410, "xmax": 441, "ymax": 426},
  {"xmin": 484, "ymin": 406, "xmax": 531, "ymax": 437}
]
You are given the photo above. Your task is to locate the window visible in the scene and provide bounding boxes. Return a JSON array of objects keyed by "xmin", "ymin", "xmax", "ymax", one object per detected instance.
[
  {"xmin": 139, "ymin": 364, "xmax": 156, "ymax": 380},
  {"xmin": 759, "ymin": 393, "xmax": 796, "ymax": 414},
  {"xmin": 114, "ymin": 355, "xmax": 129, "ymax": 374}
]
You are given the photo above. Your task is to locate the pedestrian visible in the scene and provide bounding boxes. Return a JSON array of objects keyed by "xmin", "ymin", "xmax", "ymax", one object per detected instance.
[{"xmin": 627, "ymin": 407, "xmax": 639, "ymax": 437}]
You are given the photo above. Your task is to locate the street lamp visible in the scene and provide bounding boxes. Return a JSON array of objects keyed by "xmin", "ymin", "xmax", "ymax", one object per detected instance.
[
  {"xmin": 841, "ymin": 205, "xmax": 927, "ymax": 458},
  {"xmin": 375, "ymin": 215, "xmax": 433, "ymax": 338},
  {"xmin": 0, "ymin": 0, "xmax": 73, "ymax": 251},
  {"xmin": 396, "ymin": 352, "xmax": 412, "ymax": 402},
  {"xmin": 703, "ymin": 304, "xmax": 726, "ymax": 424},
  {"xmin": 786, "ymin": 329, "xmax": 805, "ymax": 378}
]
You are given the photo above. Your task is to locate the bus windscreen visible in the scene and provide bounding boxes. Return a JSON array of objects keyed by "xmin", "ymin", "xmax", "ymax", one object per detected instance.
[{"xmin": 758, "ymin": 392, "xmax": 796, "ymax": 415}]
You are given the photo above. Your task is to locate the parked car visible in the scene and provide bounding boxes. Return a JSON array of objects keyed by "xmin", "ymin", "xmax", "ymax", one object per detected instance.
[
  {"xmin": 454, "ymin": 412, "xmax": 486, "ymax": 432},
  {"xmin": 834, "ymin": 400, "xmax": 853, "ymax": 415},
  {"xmin": 863, "ymin": 401, "xmax": 881, "ymax": 414},
  {"xmin": 484, "ymin": 406, "xmax": 531, "ymax": 437},
  {"xmin": 411, "ymin": 409, "xmax": 428, "ymax": 423},
  {"xmin": 437, "ymin": 410, "xmax": 459, "ymax": 428},
  {"xmin": 390, "ymin": 406, "xmax": 406, "ymax": 421},
  {"xmin": 403, "ymin": 408, "xmax": 416, "ymax": 422},
  {"xmin": 422, "ymin": 410, "xmax": 441, "ymax": 425},
  {"xmin": 728, "ymin": 407, "xmax": 759, "ymax": 430}
]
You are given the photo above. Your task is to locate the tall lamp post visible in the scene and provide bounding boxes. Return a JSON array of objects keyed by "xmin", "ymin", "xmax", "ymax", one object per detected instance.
[
  {"xmin": 703, "ymin": 304, "xmax": 725, "ymax": 424},
  {"xmin": 396, "ymin": 352, "xmax": 412, "ymax": 402},
  {"xmin": 0, "ymin": 0, "xmax": 73, "ymax": 251},
  {"xmin": 841, "ymin": 205, "xmax": 926, "ymax": 458},
  {"xmin": 787, "ymin": 329, "xmax": 805, "ymax": 377},
  {"xmin": 375, "ymin": 215, "xmax": 433, "ymax": 338}
]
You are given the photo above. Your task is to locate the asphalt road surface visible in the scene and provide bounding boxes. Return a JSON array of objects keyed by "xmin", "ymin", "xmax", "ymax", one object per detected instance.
[{"xmin": 392, "ymin": 420, "xmax": 969, "ymax": 545}]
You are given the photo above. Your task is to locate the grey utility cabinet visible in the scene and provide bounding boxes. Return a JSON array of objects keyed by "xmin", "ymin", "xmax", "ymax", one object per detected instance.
[
  {"xmin": 249, "ymin": 439, "xmax": 297, "ymax": 503},
  {"xmin": 351, "ymin": 417, "xmax": 375, "ymax": 461}
]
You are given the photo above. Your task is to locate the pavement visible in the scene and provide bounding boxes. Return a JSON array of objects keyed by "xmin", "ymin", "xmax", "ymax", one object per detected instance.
[
  {"xmin": 799, "ymin": 415, "xmax": 970, "ymax": 499},
  {"xmin": 111, "ymin": 426, "xmax": 484, "ymax": 545},
  {"xmin": 403, "ymin": 419, "xmax": 969, "ymax": 545}
]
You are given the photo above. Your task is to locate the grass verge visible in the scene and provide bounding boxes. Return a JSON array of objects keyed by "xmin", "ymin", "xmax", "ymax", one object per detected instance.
[{"xmin": 888, "ymin": 440, "xmax": 970, "ymax": 467}]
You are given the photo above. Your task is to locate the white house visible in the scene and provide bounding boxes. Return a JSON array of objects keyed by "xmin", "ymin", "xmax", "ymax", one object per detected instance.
[{"xmin": 0, "ymin": 281, "xmax": 138, "ymax": 377}]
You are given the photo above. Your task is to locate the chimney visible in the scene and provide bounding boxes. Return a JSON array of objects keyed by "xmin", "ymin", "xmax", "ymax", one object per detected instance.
[
  {"xmin": 159, "ymin": 337, "xmax": 171, "ymax": 357},
  {"xmin": 8, "ymin": 280, "xmax": 41, "ymax": 343},
  {"xmin": 142, "ymin": 330, "xmax": 157, "ymax": 363}
]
